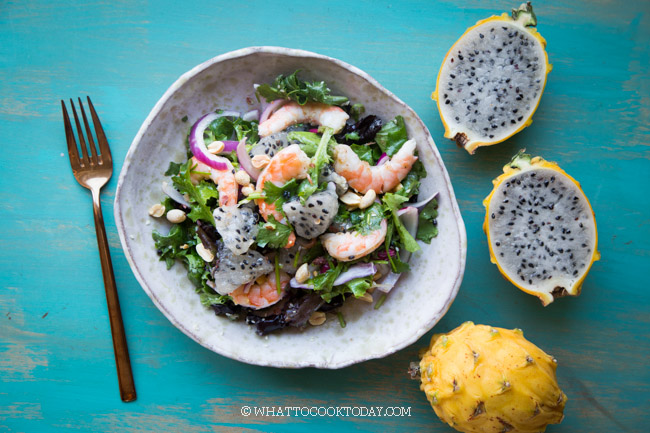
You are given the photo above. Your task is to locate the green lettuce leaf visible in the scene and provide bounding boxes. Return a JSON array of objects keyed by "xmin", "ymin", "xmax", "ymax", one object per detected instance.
[
  {"xmin": 375, "ymin": 115, "xmax": 408, "ymax": 157},
  {"xmin": 345, "ymin": 277, "xmax": 372, "ymax": 298},
  {"xmin": 397, "ymin": 160, "xmax": 426, "ymax": 199},
  {"xmin": 416, "ymin": 198, "xmax": 439, "ymax": 243},
  {"xmin": 298, "ymin": 127, "xmax": 335, "ymax": 201},
  {"xmin": 170, "ymin": 160, "xmax": 215, "ymax": 225},
  {"xmin": 382, "ymin": 193, "xmax": 420, "ymax": 253},
  {"xmin": 349, "ymin": 143, "xmax": 381, "ymax": 164}
]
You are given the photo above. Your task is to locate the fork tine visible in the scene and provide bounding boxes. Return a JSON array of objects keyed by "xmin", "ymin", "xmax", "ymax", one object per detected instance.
[
  {"xmin": 87, "ymin": 96, "xmax": 112, "ymax": 164},
  {"xmin": 61, "ymin": 100, "xmax": 81, "ymax": 169},
  {"xmin": 78, "ymin": 97, "xmax": 99, "ymax": 162},
  {"xmin": 70, "ymin": 98, "xmax": 90, "ymax": 167}
]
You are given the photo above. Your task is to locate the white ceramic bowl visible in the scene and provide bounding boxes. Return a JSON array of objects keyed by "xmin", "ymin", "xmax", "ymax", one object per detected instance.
[{"xmin": 115, "ymin": 47, "xmax": 466, "ymax": 368}]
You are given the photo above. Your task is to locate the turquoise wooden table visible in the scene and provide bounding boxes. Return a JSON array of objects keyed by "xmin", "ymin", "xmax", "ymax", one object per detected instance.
[{"xmin": 2, "ymin": 1, "xmax": 648, "ymax": 431}]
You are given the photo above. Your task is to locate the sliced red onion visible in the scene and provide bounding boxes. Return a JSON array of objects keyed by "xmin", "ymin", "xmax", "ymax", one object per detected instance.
[
  {"xmin": 378, "ymin": 207, "xmax": 419, "ymax": 293},
  {"xmin": 308, "ymin": 128, "xmax": 319, "ymax": 133},
  {"xmin": 290, "ymin": 262, "xmax": 377, "ymax": 290},
  {"xmin": 242, "ymin": 109, "xmax": 259, "ymax": 122},
  {"xmin": 260, "ymin": 99, "xmax": 287, "ymax": 123},
  {"xmin": 375, "ymin": 272, "xmax": 400, "ymax": 293},
  {"xmin": 161, "ymin": 181, "xmax": 190, "ymax": 208},
  {"xmin": 409, "ymin": 191, "xmax": 439, "ymax": 210},
  {"xmin": 189, "ymin": 112, "xmax": 240, "ymax": 171},
  {"xmin": 376, "ymin": 153, "xmax": 389, "ymax": 166},
  {"xmin": 332, "ymin": 263, "xmax": 377, "ymax": 286},
  {"xmin": 236, "ymin": 138, "xmax": 260, "ymax": 181},
  {"xmin": 220, "ymin": 141, "xmax": 239, "ymax": 152},
  {"xmin": 290, "ymin": 278, "xmax": 312, "ymax": 290}
]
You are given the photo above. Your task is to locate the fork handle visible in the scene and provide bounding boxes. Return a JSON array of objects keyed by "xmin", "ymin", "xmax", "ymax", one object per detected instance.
[{"xmin": 91, "ymin": 187, "xmax": 137, "ymax": 402}]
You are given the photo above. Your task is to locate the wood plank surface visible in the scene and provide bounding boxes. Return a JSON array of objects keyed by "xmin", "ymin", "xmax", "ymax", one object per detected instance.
[{"xmin": 1, "ymin": 0, "xmax": 648, "ymax": 432}]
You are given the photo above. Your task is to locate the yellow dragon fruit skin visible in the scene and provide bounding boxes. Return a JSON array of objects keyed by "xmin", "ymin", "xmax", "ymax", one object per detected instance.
[{"xmin": 419, "ymin": 322, "xmax": 566, "ymax": 433}]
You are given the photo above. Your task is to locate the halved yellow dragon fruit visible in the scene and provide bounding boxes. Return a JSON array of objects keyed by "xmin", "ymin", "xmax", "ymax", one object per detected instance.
[
  {"xmin": 417, "ymin": 322, "xmax": 566, "ymax": 433},
  {"xmin": 484, "ymin": 151, "xmax": 600, "ymax": 305},
  {"xmin": 432, "ymin": 2, "xmax": 551, "ymax": 154}
]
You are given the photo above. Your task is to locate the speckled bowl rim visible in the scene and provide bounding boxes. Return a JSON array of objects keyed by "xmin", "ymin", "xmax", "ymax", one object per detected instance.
[{"xmin": 114, "ymin": 46, "xmax": 467, "ymax": 368}]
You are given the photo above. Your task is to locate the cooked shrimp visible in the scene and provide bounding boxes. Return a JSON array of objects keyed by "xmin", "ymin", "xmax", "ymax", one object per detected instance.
[
  {"xmin": 255, "ymin": 144, "xmax": 311, "ymax": 247},
  {"xmin": 258, "ymin": 101, "xmax": 349, "ymax": 137},
  {"xmin": 321, "ymin": 219, "xmax": 387, "ymax": 262},
  {"xmin": 189, "ymin": 157, "xmax": 239, "ymax": 207},
  {"xmin": 333, "ymin": 139, "xmax": 418, "ymax": 194},
  {"xmin": 230, "ymin": 271, "xmax": 290, "ymax": 309}
]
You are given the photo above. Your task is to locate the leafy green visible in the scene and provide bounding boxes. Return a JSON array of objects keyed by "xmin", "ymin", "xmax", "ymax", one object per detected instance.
[
  {"xmin": 287, "ymin": 131, "xmax": 319, "ymax": 156},
  {"xmin": 199, "ymin": 291, "xmax": 230, "ymax": 307},
  {"xmin": 171, "ymin": 160, "xmax": 215, "ymax": 225},
  {"xmin": 375, "ymin": 115, "xmax": 408, "ymax": 157},
  {"xmin": 398, "ymin": 160, "xmax": 426, "ymax": 199},
  {"xmin": 309, "ymin": 263, "xmax": 345, "ymax": 302},
  {"xmin": 196, "ymin": 181, "xmax": 219, "ymax": 205},
  {"xmin": 185, "ymin": 251, "xmax": 207, "ymax": 287},
  {"xmin": 165, "ymin": 161, "xmax": 183, "ymax": 176},
  {"xmin": 298, "ymin": 127, "xmax": 334, "ymax": 201},
  {"xmin": 256, "ymin": 70, "xmax": 348, "ymax": 106},
  {"xmin": 262, "ymin": 178, "xmax": 299, "ymax": 207},
  {"xmin": 152, "ymin": 226, "xmax": 224, "ymax": 306},
  {"xmin": 350, "ymin": 103, "xmax": 365, "ymax": 122},
  {"xmin": 350, "ymin": 143, "xmax": 381, "ymax": 164},
  {"xmin": 416, "ymin": 198, "xmax": 439, "ymax": 243},
  {"xmin": 301, "ymin": 242, "xmax": 325, "ymax": 263},
  {"xmin": 152, "ymin": 224, "xmax": 193, "ymax": 268},
  {"xmin": 204, "ymin": 115, "xmax": 259, "ymax": 144},
  {"xmin": 255, "ymin": 215, "xmax": 293, "ymax": 248},
  {"xmin": 382, "ymin": 193, "xmax": 420, "ymax": 253},
  {"xmin": 345, "ymin": 277, "xmax": 372, "ymax": 298},
  {"xmin": 383, "ymin": 222, "xmax": 410, "ymax": 273}
]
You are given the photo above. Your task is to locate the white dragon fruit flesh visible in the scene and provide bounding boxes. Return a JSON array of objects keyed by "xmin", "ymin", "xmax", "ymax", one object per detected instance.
[
  {"xmin": 484, "ymin": 151, "xmax": 599, "ymax": 305},
  {"xmin": 433, "ymin": 2, "xmax": 550, "ymax": 154},
  {"xmin": 282, "ymin": 182, "xmax": 338, "ymax": 239},
  {"xmin": 213, "ymin": 205, "xmax": 259, "ymax": 255},
  {"xmin": 249, "ymin": 132, "xmax": 289, "ymax": 158},
  {"xmin": 211, "ymin": 242, "xmax": 273, "ymax": 295}
]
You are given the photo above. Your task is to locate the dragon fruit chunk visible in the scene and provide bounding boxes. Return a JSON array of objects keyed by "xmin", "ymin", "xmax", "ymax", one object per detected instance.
[
  {"xmin": 282, "ymin": 182, "xmax": 338, "ymax": 239},
  {"xmin": 213, "ymin": 205, "xmax": 259, "ymax": 255},
  {"xmin": 211, "ymin": 242, "xmax": 273, "ymax": 295}
]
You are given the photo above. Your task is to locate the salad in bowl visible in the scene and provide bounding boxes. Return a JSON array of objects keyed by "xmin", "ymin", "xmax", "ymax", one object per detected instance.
[
  {"xmin": 150, "ymin": 71, "xmax": 440, "ymax": 336},
  {"xmin": 115, "ymin": 47, "xmax": 465, "ymax": 368}
]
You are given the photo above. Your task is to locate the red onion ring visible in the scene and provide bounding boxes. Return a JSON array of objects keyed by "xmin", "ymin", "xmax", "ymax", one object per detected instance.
[
  {"xmin": 409, "ymin": 191, "xmax": 439, "ymax": 210},
  {"xmin": 219, "ymin": 141, "xmax": 239, "ymax": 152},
  {"xmin": 332, "ymin": 263, "xmax": 377, "ymax": 286},
  {"xmin": 290, "ymin": 263, "xmax": 378, "ymax": 290},
  {"xmin": 242, "ymin": 110, "xmax": 259, "ymax": 122},
  {"xmin": 236, "ymin": 138, "xmax": 261, "ymax": 181},
  {"xmin": 189, "ymin": 112, "xmax": 240, "ymax": 171},
  {"xmin": 376, "ymin": 153, "xmax": 389, "ymax": 166},
  {"xmin": 260, "ymin": 99, "xmax": 288, "ymax": 123},
  {"xmin": 162, "ymin": 181, "xmax": 190, "ymax": 208}
]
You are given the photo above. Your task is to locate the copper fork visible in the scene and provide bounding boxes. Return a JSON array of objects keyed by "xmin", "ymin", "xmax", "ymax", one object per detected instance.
[{"xmin": 61, "ymin": 97, "xmax": 136, "ymax": 402}]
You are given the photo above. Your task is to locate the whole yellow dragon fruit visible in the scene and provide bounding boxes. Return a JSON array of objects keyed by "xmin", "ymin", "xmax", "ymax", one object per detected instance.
[{"xmin": 418, "ymin": 322, "xmax": 566, "ymax": 433}]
